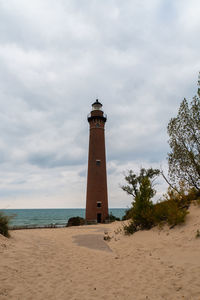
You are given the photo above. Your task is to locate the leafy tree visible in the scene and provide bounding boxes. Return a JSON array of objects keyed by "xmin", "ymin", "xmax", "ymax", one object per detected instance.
[
  {"xmin": 167, "ymin": 74, "xmax": 200, "ymax": 192},
  {"xmin": 121, "ymin": 168, "xmax": 160, "ymax": 229},
  {"xmin": 121, "ymin": 168, "xmax": 160, "ymax": 199},
  {"xmin": 122, "ymin": 168, "xmax": 190, "ymax": 234}
]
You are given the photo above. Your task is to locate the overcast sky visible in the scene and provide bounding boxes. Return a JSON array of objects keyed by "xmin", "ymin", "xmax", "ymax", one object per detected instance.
[{"xmin": 0, "ymin": 0, "xmax": 200, "ymax": 209}]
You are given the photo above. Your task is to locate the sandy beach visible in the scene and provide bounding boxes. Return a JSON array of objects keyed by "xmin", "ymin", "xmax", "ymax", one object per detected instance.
[{"xmin": 0, "ymin": 204, "xmax": 200, "ymax": 300}]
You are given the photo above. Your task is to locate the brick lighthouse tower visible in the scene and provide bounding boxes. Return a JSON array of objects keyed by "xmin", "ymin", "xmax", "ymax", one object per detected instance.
[{"xmin": 86, "ymin": 99, "xmax": 108, "ymax": 223}]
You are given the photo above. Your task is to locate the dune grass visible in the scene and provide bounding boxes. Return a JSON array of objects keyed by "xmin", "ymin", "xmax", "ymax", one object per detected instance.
[{"xmin": 0, "ymin": 211, "xmax": 11, "ymax": 238}]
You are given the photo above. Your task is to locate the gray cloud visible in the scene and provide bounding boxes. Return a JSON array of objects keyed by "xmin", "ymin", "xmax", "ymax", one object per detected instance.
[{"xmin": 0, "ymin": 0, "xmax": 200, "ymax": 208}]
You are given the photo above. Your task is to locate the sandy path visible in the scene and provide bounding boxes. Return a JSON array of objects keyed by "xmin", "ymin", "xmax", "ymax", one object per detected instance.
[{"xmin": 0, "ymin": 205, "xmax": 200, "ymax": 300}]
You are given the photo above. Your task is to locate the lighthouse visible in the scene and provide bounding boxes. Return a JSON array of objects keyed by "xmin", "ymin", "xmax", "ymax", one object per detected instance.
[{"xmin": 86, "ymin": 99, "xmax": 109, "ymax": 223}]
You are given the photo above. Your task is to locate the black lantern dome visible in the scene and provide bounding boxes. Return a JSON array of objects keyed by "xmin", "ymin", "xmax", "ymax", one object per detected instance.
[{"xmin": 92, "ymin": 99, "xmax": 102, "ymax": 111}]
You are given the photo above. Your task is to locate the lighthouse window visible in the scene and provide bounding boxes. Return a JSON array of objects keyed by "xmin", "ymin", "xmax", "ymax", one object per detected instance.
[
  {"xmin": 96, "ymin": 159, "xmax": 101, "ymax": 166},
  {"xmin": 97, "ymin": 202, "xmax": 102, "ymax": 208}
]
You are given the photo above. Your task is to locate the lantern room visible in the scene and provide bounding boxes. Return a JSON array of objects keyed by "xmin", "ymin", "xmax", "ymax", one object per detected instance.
[{"xmin": 92, "ymin": 99, "xmax": 102, "ymax": 111}]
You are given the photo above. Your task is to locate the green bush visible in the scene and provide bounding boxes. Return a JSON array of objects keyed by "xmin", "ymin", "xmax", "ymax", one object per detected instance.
[
  {"xmin": 122, "ymin": 208, "xmax": 133, "ymax": 220},
  {"xmin": 0, "ymin": 212, "xmax": 11, "ymax": 238},
  {"xmin": 123, "ymin": 197, "xmax": 189, "ymax": 234},
  {"xmin": 66, "ymin": 216, "xmax": 85, "ymax": 227},
  {"xmin": 154, "ymin": 199, "xmax": 188, "ymax": 228},
  {"xmin": 153, "ymin": 184, "xmax": 197, "ymax": 227},
  {"xmin": 106, "ymin": 213, "xmax": 120, "ymax": 222},
  {"xmin": 191, "ymin": 188, "xmax": 200, "ymax": 205},
  {"xmin": 121, "ymin": 169, "xmax": 194, "ymax": 235},
  {"xmin": 128, "ymin": 176, "xmax": 156, "ymax": 230},
  {"xmin": 121, "ymin": 168, "xmax": 160, "ymax": 233},
  {"xmin": 186, "ymin": 188, "xmax": 200, "ymax": 204},
  {"xmin": 123, "ymin": 221, "xmax": 137, "ymax": 235},
  {"xmin": 166, "ymin": 205, "xmax": 188, "ymax": 227},
  {"xmin": 123, "ymin": 185, "xmax": 192, "ymax": 234},
  {"xmin": 164, "ymin": 183, "xmax": 192, "ymax": 209}
]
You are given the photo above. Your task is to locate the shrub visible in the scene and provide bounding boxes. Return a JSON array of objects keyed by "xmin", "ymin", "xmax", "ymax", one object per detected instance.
[
  {"xmin": 66, "ymin": 216, "xmax": 85, "ymax": 227},
  {"xmin": 106, "ymin": 213, "xmax": 120, "ymax": 222},
  {"xmin": 186, "ymin": 188, "xmax": 200, "ymax": 204},
  {"xmin": 122, "ymin": 184, "xmax": 191, "ymax": 234},
  {"xmin": 122, "ymin": 208, "xmax": 133, "ymax": 220},
  {"xmin": 163, "ymin": 182, "xmax": 194, "ymax": 209},
  {"xmin": 0, "ymin": 212, "xmax": 11, "ymax": 238},
  {"xmin": 123, "ymin": 221, "xmax": 137, "ymax": 235},
  {"xmin": 121, "ymin": 168, "xmax": 160, "ymax": 232},
  {"xmin": 123, "ymin": 197, "xmax": 189, "ymax": 234},
  {"xmin": 129, "ymin": 176, "xmax": 156, "ymax": 230},
  {"xmin": 192, "ymin": 189, "xmax": 200, "ymax": 205},
  {"xmin": 165, "ymin": 203, "xmax": 188, "ymax": 227},
  {"xmin": 154, "ymin": 199, "xmax": 188, "ymax": 228},
  {"xmin": 121, "ymin": 169, "xmax": 194, "ymax": 235}
]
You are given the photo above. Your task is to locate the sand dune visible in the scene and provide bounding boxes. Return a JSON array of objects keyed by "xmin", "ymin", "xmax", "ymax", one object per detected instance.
[{"xmin": 0, "ymin": 204, "xmax": 200, "ymax": 300}]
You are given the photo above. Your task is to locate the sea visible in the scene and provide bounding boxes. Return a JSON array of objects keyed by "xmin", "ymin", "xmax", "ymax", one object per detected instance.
[{"xmin": 1, "ymin": 208, "xmax": 126, "ymax": 228}]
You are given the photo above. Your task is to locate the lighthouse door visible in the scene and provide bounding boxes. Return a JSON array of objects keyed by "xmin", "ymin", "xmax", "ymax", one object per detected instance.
[{"xmin": 97, "ymin": 213, "xmax": 102, "ymax": 223}]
